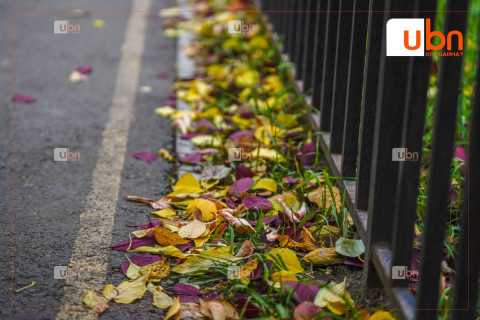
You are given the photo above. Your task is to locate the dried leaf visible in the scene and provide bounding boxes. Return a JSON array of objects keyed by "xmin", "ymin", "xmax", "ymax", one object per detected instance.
[
  {"xmin": 236, "ymin": 240, "xmax": 254, "ymax": 257},
  {"xmin": 133, "ymin": 245, "xmax": 186, "ymax": 259},
  {"xmin": 147, "ymin": 283, "xmax": 174, "ymax": 309},
  {"xmin": 218, "ymin": 209, "xmax": 255, "ymax": 234},
  {"xmin": 178, "ymin": 220, "xmax": 207, "ymax": 239},
  {"xmin": 308, "ymin": 186, "xmax": 342, "ymax": 211},
  {"xmin": 200, "ymin": 165, "xmax": 232, "ymax": 181},
  {"xmin": 151, "ymin": 208, "xmax": 176, "ymax": 218},
  {"xmin": 139, "ymin": 260, "xmax": 170, "ymax": 280},
  {"xmin": 302, "ymin": 247, "xmax": 341, "ymax": 263},
  {"xmin": 83, "ymin": 291, "xmax": 110, "ymax": 314},
  {"xmin": 158, "ymin": 148, "xmax": 174, "ymax": 161},
  {"xmin": 154, "ymin": 227, "xmax": 189, "ymax": 246},
  {"xmin": 201, "ymin": 299, "xmax": 239, "ymax": 320},
  {"xmin": 278, "ymin": 235, "xmax": 317, "ymax": 251},
  {"xmin": 313, "ymin": 278, "xmax": 354, "ymax": 315},
  {"xmin": 112, "ymin": 275, "xmax": 148, "ymax": 304},
  {"xmin": 164, "ymin": 297, "xmax": 181, "ymax": 320}
]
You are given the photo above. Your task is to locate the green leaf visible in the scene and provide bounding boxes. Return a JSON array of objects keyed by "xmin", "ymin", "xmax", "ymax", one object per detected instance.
[{"xmin": 335, "ymin": 238, "xmax": 365, "ymax": 257}]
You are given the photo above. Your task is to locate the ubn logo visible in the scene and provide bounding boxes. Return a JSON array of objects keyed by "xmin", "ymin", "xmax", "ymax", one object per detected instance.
[
  {"xmin": 54, "ymin": 265, "xmax": 81, "ymax": 279},
  {"xmin": 386, "ymin": 18, "xmax": 463, "ymax": 56},
  {"xmin": 228, "ymin": 148, "xmax": 251, "ymax": 161},
  {"xmin": 54, "ymin": 20, "xmax": 81, "ymax": 34},
  {"xmin": 392, "ymin": 266, "xmax": 419, "ymax": 279},
  {"xmin": 392, "ymin": 148, "xmax": 418, "ymax": 161},
  {"xmin": 228, "ymin": 20, "xmax": 256, "ymax": 34},
  {"xmin": 54, "ymin": 148, "xmax": 81, "ymax": 161}
]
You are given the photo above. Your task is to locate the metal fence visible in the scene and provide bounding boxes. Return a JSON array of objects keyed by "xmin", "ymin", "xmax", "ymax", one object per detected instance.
[{"xmin": 260, "ymin": 0, "xmax": 479, "ymax": 319}]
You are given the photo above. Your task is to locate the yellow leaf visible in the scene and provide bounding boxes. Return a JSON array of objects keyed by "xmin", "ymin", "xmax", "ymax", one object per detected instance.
[
  {"xmin": 278, "ymin": 235, "xmax": 317, "ymax": 252},
  {"xmin": 83, "ymin": 291, "xmax": 109, "ymax": 314},
  {"xmin": 152, "ymin": 289, "xmax": 174, "ymax": 309},
  {"xmin": 155, "ymin": 106, "xmax": 176, "ymax": 117},
  {"xmin": 125, "ymin": 262, "xmax": 141, "ymax": 279},
  {"xmin": 178, "ymin": 220, "xmax": 207, "ymax": 239},
  {"xmin": 158, "ymin": 148, "xmax": 174, "ymax": 161},
  {"xmin": 313, "ymin": 279, "xmax": 354, "ymax": 315},
  {"xmin": 266, "ymin": 248, "xmax": 304, "ymax": 273},
  {"xmin": 186, "ymin": 198, "xmax": 217, "ymax": 221},
  {"xmin": 193, "ymin": 236, "xmax": 210, "ymax": 247},
  {"xmin": 133, "ymin": 245, "xmax": 186, "ymax": 259},
  {"xmin": 276, "ymin": 113, "xmax": 298, "ymax": 128},
  {"xmin": 164, "ymin": 297, "xmax": 181, "ymax": 320},
  {"xmin": 172, "ymin": 173, "xmax": 202, "ymax": 193},
  {"xmin": 254, "ymin": 125, "xmax": 283, "ymax": 146},
  {"xmin": 140, "ymin": 260, "xmax": 170, "ymax": 281},
  {"xmin": 370, "ymin": 311, "xmax": 396, "ymax": 320},
  {"xmin": 171, "ymin": 255, "xmax": 214, "ymax": 274},
  {"xmin": 252, "ymin": 148, "xmax": 283, "ymax": 161},
  {"xmin": 154, "ymin": 227, "xmax": 189, "ymax": 246},
  {"xmin": 92, "ymin": 19, "xmax": 105, "ymax": 28},
  {"xmin": 190, "ymin": 135, "xmax": 222, "ymax": 147},
  {"xmin": 162, "ymin": 221, "xmax": 179, "ymax": 232},
  {"xmin": 271, "ymin": 270, "xmax": 299, "ymax": 282},
  {"xmin": 151, "ymin": 208, "xmax": 176, "ymax": 218},
  {"xmin": 252, "ymin": 178, "xmax": 278, "ymax": 193},
  {"xmin": 302, "ymin": 247, "xmax": 340, "ymax": 263},
  {"xmin": 308, "ymin": 186, "xmax": 342, "ymax": 212},
  {"xmin": 113, "ymin": 275, "xmax": 148, "ymax": 304},
  {"xmin": 103, "ymin": 284, "xmax": 117, "ymax": 301}
]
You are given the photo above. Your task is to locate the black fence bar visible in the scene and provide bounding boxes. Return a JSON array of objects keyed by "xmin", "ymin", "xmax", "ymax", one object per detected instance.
[
  {"xmin": 416, "ymin": 1, "xmax": 469, "ymax": 317},
  {"xmin": 301, "ymin": 0, "xmax": 318, "ymax": 93},
  {"xmin": 310, "ymin": 0, "xmax": 327, "ymax": 109},
  {"xmin": 287, "ymin": 0, "xmax": 298, "ymax": 59},
  {"xmin": 340, "ymin": 0, "xmax": 369, "ymax": 177},
  {"xmin": 330, "ymin": 0, "xmax": 354, "ymax": 154},
  {"xmin": 364, "ymin": 0, "xmax": 414, "ymax": 285},
  {"xmin": 319, "ymin": 0, "xmax": 339, "ymax": 131},
  {"xmin": 294, "ymin": 0, "xmax": 308, "ymax": 80},
  {"xmin": 451, "ymin": 40, "xmax": 480, "ymax": 319},
  {"xmin": 391, "ymin": 0, "xmax": 437, "ymax": 288},
  {"xmin": 355, "ymin": 0, "xmax": 385, "ymax": 211}
]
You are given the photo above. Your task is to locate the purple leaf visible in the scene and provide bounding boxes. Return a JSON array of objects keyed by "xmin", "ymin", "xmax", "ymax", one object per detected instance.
[
  {"xmin": 181, "ymin": 132, "xmax": 206, "ymax": 140},
  {"xmin": 282, "ymin": 177, "xmax": 298, "ymax": 184},
  {"xmin": 103, "ymin": 237, "xmax": 156, "ymax": 251},
  {"xmin": 454, "ymin": 146, "xmax": 466, "ymax": 161},
  {"xmin": 133, "ymin": 151, "xmax": 157, "ymax": 163},
  {"xmin": 13, "ymin": 94, "xmax": 36, "ymax": 103},
  {"xmin": 176, "ymin": 242, "xmax": 194, "ymax": 252},
  {"xmin": 242, "ymin": 196, "xmax": 272, "ymax": 210},
  {"xmin": 228, "ymin": 178, "xmax": 254, "ymax": 195},
  {"xmin": 235, "ymin": 165, "xmax": 253, "ymax": 180},
  {"xmin": 178, "ymin": 295, "xmax": 199, "ymax": 302},
  {"xmin": 229, "ymin": 130, "xmax": 254, "ymax": 140},
  {"xmin": 157, "ymin": 72, "xmax": 169, "ymax": 79},
  {"xmin": 162, "ymin": 99, "xmax": 176, "ymax": 107},
  {"xmin": 121, "ymin": 253, "xmax": 162, "ymax": 276},
  {"xmin": 169, "ymin": 92, "xmax": 177, "ymax": 100},
  {"xmin": 281, "ymin": 282, "xmax": 324, "ymax": 303},
  {"xmin": 180, "ymin": 152, "xmax": 203, "ymax": 164},
  {"xmin": 76, "ymin": 65, "xmax": 92, "ymax": 74},
  {"xmin": 171, "ymin": 283, "xmax": 201, "ymax": 296},
  {"xmin": 204, "ymin": 293, "xmax": 220, "ymax": 301},
  {"xmin": 196, "ymin": 118, "xmax": 214, "ymax": 131}
]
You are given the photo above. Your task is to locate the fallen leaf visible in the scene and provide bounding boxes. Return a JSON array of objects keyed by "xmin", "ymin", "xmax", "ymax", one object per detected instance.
[
  {"xmin": 228, "ymin": 178, "xmax": 254, "ymax": 195},
  {"xmin": 12, "ymin": 94, "xmax": 36, "ymax": 103},
  {"xmin": 200, "ymin": 299, "xmax": 239, "ymax": 320},
  {"xmin": 112, "ymin": 275, "xmax": 148, "ymax": 304},
  {"xmin": 218, "ymin": 208, "xmax": 255, "ymax": 233},
  {"xmin": 308, "ymin": 186, "xmax": 342, "ymax": 211},
  {"xmin": 236, "ymin": 240, "xmax": 254, "ymax": 257},
  {"xmin": 271, "ymin": 270, "xmax": 298, "ymax": 282},
  {"xmin": 158, "ymin": 148, "xmax": 174, "ymax": 161},
  {"xmin": 369, "ymin": 311, "xmax": 396, "ymax": 320},
  {"xmin": 164, "ymin": 297, "xmax": 181, "ymax": 320},
  {"xmin": 151, "ymin": 208, "xmax": 176, "ymax": 218},
  {"xmin": 139, "ymin": 260, "xmax": 170, "ymax": 280},
  {"xmin": 121, "ymin": 253, "xmax": 162, "ymax": 276},
  {"xmin": 200, "ymin": 165, "xmax": 232, "ymax": 181},
  {"xmin": 252, "ymin": 178, "xmax": 278, "ymax": 193},
  {"xmin": 187, "ymin": 198, "xmax": 217, "ymax": 221},
  {"xmin": 132, "ymin": 151, "xmax": 157, "ymax": 163},
  {"xmin": 154, "ymin": 227, "xmax": 189, "ymax": 246},
  {"xmin": 178, "ymin": 220, "xmax": 207, "ymax": 239},
  {"xmin": 147, "ymin": 283, "xmax": 174, "ymax": 309},
  {"xmin": 335, "ymin": 238, "xmax": 365, "ymax": 257},
  {"xmin": 293, "ymin": 301, "xmax": 323, "ymax": 320},
  {"xmin": 133, "ymin": 245, "xmax": 186, "ymax": 259},
  {"xmin": 92, "ymin": 19, "xmax": 105, "ymax": 28},
  {"xmin": 83, "ymin": 291, "xmax": 110, "ymax": 314},
  {"xmin": 168, "ymin": 173, "xmax": 203, "ymax": 197},
  {"xmin": 302, "ymin": 247, "xmax": 341, "ymax": 263},
  {"xmin": 313, "ymin": 278, "xmax": 354, "ymax": 315},
  {"xmin": 278, "ymin": 235, "xmax": 317, "ymax": 251},
  {"xmin": 242, "ymin": 196, "xmax": 272, "ymax": 210},
  {"xmin": 171, "ymin": 283, "xmax": 201, "ymax": 296},
  {"xmin": 155, "ymin": 106, "xmax": 176, "ymax": 117},
  {"xmin": 76, "ymin": 65, "xmax": 92, "ymax": 74},
  {"xmin": 69, "ymin": 70, "xmax": 88, "ymax": 82},
  {"xmin": 266, "ymin": 248, "xmax": 304, "ymax": 273}
]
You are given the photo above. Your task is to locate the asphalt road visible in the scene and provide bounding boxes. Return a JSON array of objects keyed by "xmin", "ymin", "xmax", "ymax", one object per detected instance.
[{"xmin": 1, "ymin": 0, "xmax": 176, "ymax": 319}]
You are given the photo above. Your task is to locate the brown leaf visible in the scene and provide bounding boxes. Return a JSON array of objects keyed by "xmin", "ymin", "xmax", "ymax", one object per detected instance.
[
  {"xmin": 308, "ymin": 186, "xmax": 341, "ymax": 212},
  {"xmin": 236, "ymin": 240, "xmax": 254, "ymax": 257},
  {"xmin": 278, "ymin": 235, "xmax": 317, "ymax": 251},
  {"xmin": 218, "ymin": 209, "xmax": 255, "ymax": 234},
  {"xmin": 302, "ymin": 247, "xmax": 340, "ymax": 263},
  {"xmin": 154, "ymin": 227, "xmax": 189, "ymax": 246},
  {"xmin": 178, "ymin": 219, "xmax": 207, "ymax": 239},
  {"xmin": 200, "ymin": 299, "xmax": 239, "ymax": 320}
]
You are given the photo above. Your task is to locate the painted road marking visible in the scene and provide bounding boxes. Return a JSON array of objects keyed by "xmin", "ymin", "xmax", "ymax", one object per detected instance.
[{"xmin": 56, "ymin": 0, "xmax": 151, "ymax": 318}]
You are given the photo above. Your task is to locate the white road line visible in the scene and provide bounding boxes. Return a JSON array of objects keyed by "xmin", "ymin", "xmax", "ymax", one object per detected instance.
[{"xmin": 56, "ymin": 1, "xmax": 151, "ymax": 318}]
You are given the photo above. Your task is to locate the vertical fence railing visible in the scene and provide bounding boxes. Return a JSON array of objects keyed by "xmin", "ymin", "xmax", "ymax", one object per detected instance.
[{"xmin": 260, "ymin": 0, "xmax": 479, "ymax": 319}]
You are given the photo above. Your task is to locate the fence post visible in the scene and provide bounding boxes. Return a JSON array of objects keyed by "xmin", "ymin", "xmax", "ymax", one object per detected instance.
[{"xmin": 416, "ymin": 1, "xmax": 469, "ymax": 317}]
